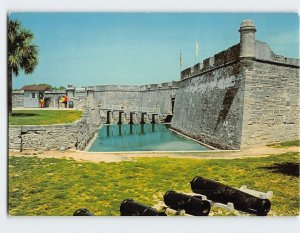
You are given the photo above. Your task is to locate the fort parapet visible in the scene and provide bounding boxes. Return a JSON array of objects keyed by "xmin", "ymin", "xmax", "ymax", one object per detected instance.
[{"xmin": 181, "ymin": 43, "xmax": 298, "ymax": 81}]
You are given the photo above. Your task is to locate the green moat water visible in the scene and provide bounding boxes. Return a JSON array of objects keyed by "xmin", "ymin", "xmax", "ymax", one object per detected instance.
[{"xmin": 89, "ymin": 123, "xmax": 210, "ymax": 152}]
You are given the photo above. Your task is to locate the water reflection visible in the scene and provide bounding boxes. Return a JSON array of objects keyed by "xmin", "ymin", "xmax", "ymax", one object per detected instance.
[
  {"xmin": 89, "ymin": 123, "xmax": 210, "ymax": 152},
  {"xmin": 141, "ymin": 124, "xmax": 144, "ymax": 135},
  {"xmin": 106, "ymin": 125, "xmax": 110, "ymax": 137},
  {"xmin": 130, "ymin": 124, "xmax": 133, "ymax": 135},
  {"xmin": 119, "ymin": 124, "xmax": 122, "ymax": 136}
]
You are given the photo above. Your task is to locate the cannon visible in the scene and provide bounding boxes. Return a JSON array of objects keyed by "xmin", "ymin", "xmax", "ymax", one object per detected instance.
[
  {"xmin": 163, "ymin": 191, "xmax": 211, "ymax": 216},
  {"xmin": 120, "ymin": 199, "xmax": 167, "ymax": 216},
  {"xmin": 190, "ymin": 176, "xmax": 271, "ymax": 216},
  {"xmin": 73, "ymin": 208, "xmax": 94, "ymax": 216}
]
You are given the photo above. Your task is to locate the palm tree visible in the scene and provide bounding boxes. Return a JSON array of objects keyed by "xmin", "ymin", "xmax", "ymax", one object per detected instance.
[{"xmin": 8, "ymin": 19, "xmax": 39, "ymax": 115}]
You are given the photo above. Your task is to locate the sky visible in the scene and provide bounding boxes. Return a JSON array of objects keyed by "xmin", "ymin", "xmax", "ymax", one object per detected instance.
[{"xmin": 9, "ymin": 13, "xmax": 299, "ymax": 89}]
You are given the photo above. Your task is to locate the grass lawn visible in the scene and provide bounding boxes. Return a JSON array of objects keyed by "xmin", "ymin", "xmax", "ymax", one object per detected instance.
[
  {"xmin": 9, "ymin": 152, "xmax": 299, "ymax": 216},
  {"xmin": 9, "ymin": 110, "xmax": 82, "ymax": 125},
  {"xmin": 268, "ymin": 140, "xmax": 300, "ymax": 148}
]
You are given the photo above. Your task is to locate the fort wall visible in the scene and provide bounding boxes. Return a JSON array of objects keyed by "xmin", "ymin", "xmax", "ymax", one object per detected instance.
[
  {"xmin": 172, "ymin": 62, "xmax": 245, "ymax": 149},
  {"xmin": 172, "ymin": 19, "xmax": 299, "ymax": 149},
  {"xmin": 93, "ymin": 82, "xmax": 178, "ymax": 114},
  {"xmin": 241, "ymin": 60, "xmax": 299, "ymax": 147}
]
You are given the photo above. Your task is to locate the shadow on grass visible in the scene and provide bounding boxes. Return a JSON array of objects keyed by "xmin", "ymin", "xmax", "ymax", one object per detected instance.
[
  {"xmin": 11, "ymin": 113, "xmax": 40, "ymax": 117},
  {"xmin": 262, "ymin": 162, "xmax": 300, "ymax": 177}
]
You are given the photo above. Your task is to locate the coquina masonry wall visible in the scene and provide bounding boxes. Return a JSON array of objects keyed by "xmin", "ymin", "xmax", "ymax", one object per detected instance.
[
  {"xmin": 9, "ymin": 107, "xmax": 101, "ymax": 151},
  {"xmin": 240, "ymin": 60, "xmax": 299, "ymax": 147},
  {"xmin": 92, "ymin": 83, "xmax": 178, "ymax": 123},
  {"xmin": 172, "ymin": 20, "xmax": 299, "ymax": 149},
  {"xmin": 141, "ymin": 84, "xmax": 177, "ymax": 115},
  {"xmin": 172, "ymin": 62, "xmax": 246, "ymax": 149},
  {"xmin": 94, "ymin": 85, "xmax": 142, "ymax": 111},
  {"xmin": 93, "ymin": 83, "xmax": 177, "ymax": 114}
]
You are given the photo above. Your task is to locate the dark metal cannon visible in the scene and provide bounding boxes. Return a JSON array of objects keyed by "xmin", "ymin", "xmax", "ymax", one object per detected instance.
[
  {"xmin": 73, "ymin": 208, "xmax": 94, "ymax": 216},
  {"xmin": 190, "ymin": 176, "xmax": 271, "ymax": 216},
  {"xmin": 120, "ymin": 199, "xmax": 167, "ymax": 216},
  {"xmin": 163, "ymin": 191, "xmax": 211, "ymax": 216}
]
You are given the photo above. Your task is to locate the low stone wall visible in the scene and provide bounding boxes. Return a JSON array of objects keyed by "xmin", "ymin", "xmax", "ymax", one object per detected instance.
[
  {"xmin": 9, "ymin": 127, "xmax": 22, "ymax": 150},
  {"xmin": 19, "ymin": 124, "xmax": 78, "ymax": 150},
  {"xmin": 9, "ymin": 107, "xmax": 101, "ymax": 151}
]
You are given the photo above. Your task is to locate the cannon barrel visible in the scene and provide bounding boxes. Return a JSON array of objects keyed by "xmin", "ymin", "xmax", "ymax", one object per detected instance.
[
  {"xmin": 120, "ymin": 199, "xmax": 167, "ymax": 216},
  {"xmin": 73, "ymin": 208, "xmax": 94, "ymax": 216},
  {"xmin": 163, "ymin": 191, "xmax": 211, "ymax": 216},
  {"xmin": 190, "ymin": 176, "xmax": 271, "ymax": 216}
]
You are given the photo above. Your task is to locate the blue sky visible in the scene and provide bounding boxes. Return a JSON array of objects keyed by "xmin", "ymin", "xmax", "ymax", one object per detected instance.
[{"xmin": 10, "ymin": 13, "xmax": 299, "ymax": 89}]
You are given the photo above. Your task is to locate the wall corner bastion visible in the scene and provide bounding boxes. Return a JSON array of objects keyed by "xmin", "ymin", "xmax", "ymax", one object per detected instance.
[{"xmin": 174, "ymin": 19, "xmax": 299, "ymax": 149}]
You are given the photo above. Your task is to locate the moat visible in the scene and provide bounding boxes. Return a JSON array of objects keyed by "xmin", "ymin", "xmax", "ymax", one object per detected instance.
[{"xmin": 88, "ymin": 123, "xmax": 210, "ymax": 152}]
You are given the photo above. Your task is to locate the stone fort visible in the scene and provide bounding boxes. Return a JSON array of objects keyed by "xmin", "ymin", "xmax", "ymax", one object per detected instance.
[{"xmin": 11, "ymin": 20, "xmax": 300, "ymax": 150}]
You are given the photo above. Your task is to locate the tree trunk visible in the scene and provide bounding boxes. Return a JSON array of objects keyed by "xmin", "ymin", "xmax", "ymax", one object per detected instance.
[{"xmin": 8, "ymin": 69, "xmax": 12, "ymax": 116}]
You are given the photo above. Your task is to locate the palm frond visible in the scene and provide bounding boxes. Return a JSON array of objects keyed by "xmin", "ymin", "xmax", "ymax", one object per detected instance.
[{"xmin": 7, "ymin": 19, "xmax": 39, "ymax": 77}]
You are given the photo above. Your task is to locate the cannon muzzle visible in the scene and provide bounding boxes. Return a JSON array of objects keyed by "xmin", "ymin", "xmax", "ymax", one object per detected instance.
[
  {"xmin": 163, "ymin": 191, "xmax": 211, "ymax": 216},
  {"xmin": 190, "ymin": 176, "xmax": 271, "ymax": 216},
  {"xmin": 120, "ymin": 199, "xmax": 167, "ymax": 216},
  {"xmin": 73, "ymin": 208, "xmax": 94, "ymax": 216}
]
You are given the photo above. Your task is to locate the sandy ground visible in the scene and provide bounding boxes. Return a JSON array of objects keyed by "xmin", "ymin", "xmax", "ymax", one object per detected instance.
[{"xmin": 9, "ymin": 145, "xmax": 300, "ymax": 163}]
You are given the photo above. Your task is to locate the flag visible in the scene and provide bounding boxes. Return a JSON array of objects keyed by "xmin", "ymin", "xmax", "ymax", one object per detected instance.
[
  {"xmin": 195, "ymin": 41, "xmax": 199, "ymax": 57},
  {"xmin": 180, "ymin": 52, "xmax": 183, "ymax": 70}
]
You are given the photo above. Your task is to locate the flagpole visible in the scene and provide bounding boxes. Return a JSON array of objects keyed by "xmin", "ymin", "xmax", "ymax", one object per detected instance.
[
  {"xmin": 194, "ymin": 46, "xmax": 196, "ymax": 64},
  {"xmin": 180, "ymin": 51, "xmax": 183, "ymax": 79},
  {"xmin": 180, "ymin": 51, "xmax": 182, "ymax": 71}
]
